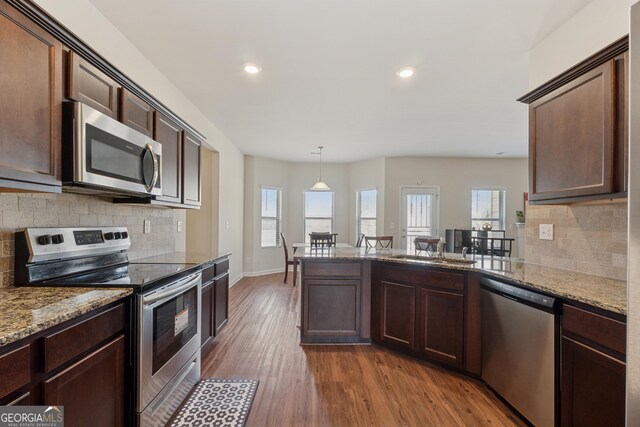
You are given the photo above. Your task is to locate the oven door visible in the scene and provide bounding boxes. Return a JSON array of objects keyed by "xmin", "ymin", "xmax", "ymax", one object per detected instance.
[
  {"xmin": 72, "ymin": 102, "xmax": 162, "ymax": 196},
  {"xmin": 138, "ymin": 272, "xmax": 201, "ymax": 411}
]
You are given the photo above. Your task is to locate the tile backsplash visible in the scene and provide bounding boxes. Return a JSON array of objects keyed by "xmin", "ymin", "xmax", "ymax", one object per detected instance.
[
  {"xmin": 0, "ymin": 192, "xmax": 179, "ymax": 288},
  {"xmin": 525, "ymin": 202, "xmax": 627, "ymax": 280}
]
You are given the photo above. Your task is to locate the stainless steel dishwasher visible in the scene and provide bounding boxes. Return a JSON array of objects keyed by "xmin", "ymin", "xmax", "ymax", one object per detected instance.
[{"xmin": 481, "ymin": 277, "xmax": 561, "ymax": 427}]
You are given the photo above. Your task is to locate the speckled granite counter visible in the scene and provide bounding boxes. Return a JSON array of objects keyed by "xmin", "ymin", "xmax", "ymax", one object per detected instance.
[
  {"xmin": 131, "ymin": 251, "xmax": 231, "ymax": 266},
  {"xmin": 295, "ymin": 247, "xmax": 627, "ymax": 315},
  {"xmin": 0, "ymin": 286, "xmax": 132, "ymax": 347}
]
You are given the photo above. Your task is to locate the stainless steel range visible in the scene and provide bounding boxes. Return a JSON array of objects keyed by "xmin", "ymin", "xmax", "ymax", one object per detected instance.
[{"xmin": 14, "ymin": 227, "xmax": 201, "ymax": 427}]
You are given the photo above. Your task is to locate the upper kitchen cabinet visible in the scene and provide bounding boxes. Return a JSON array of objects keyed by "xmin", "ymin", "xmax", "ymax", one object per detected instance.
[
  {"xmin": 182, "ymin": 132, "xmax": 202, "ymax": 208},
  {"xmin": 0, "ymin": 2, "xmax": 62, "ymax": 192},
  {"xmin": 154, "ymin": 112, "xmax": 182, "ymax": 205},
  {"xmin": 519, "ymin": 37, "xmax": 628, "ymax": 204},
  {"xmin": 120, "ymin": 88, "xmax": 154, "ymax": 137},
  {"xmin": 68, "ymin": 51, "xmax": 120, "ymax": 118}
]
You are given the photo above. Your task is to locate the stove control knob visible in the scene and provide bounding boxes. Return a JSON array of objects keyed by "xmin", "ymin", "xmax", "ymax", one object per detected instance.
[
  {"xmin": 51, "ymin": 234, "xmax": 64, "ymax": 244},
  {"xmin": 104, "ymin": 232, "xmax": 114, "ymax": 240},
  {"xmin": 37, "ymin": 235, "xmax": 52, "ymax": 245},
  {"xmin": 121, "ymin": 231, "xmax": 129, "ymax": 239},
  {"xmin": 114, "ymin": 232, "xmax": 122, "ymax": 239}
]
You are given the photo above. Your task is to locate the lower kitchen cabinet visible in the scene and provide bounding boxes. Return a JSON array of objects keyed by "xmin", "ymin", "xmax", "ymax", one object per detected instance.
[
  {"xmin": 201, "ymin": 281, "xmax": 214, "ymax": 346},
  {"xmin": 44, "ymin": 335, "xmax": 125, "ymax": 427},
  {"xmin": 417, "ymin": 287, "xmax": 464, "ymax": 367},
  {"xmin": 214, "ymin": 272, "xmax": 229, "ymax": 335},
  {"xmin": 200, "ymin": 257, "xmax": 230, "ymax": 348},
  {"xmin": 561, "ymin": 304, "xmax": 626, "ymax": 426},
  {"xmin": 378, "ymin": 280, "xmax": 415, "ymax": 351}
]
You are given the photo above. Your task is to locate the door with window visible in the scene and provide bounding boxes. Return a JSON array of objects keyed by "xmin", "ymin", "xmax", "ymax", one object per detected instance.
[{"xmin": 400, "ymin": 187, "xmax": 439, "ymax": 249}]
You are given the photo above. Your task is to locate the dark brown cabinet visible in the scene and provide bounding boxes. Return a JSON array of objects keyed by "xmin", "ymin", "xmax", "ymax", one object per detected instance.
[
  {"xmin": 154, "ymin": 112, "xmax": 183, "ymax": 205},
  {"xmin": 0, "ymin": 301, "xmax": 127, "ymax": 425},
  {"xmin": 68, "ymin": 51, "xmax": 120, "ymax": 118},
  {"xmin": 372, "ymin": 263, "xmax": 468, "ymax": 370},
  {"xmin": 182, "ymin": 131, "xmax": 202, "ymax": 207},
  {"xmin": 200, "ymin": 257, "xmax": 230, "ymax": 348},
  {"xmin": 417, "ymin": 288, "xmax": 464, "ymax": 367},
  {"xmin": 43, "ymin": 335, "xmax": 125, "ymax": 427},
  {"xmin": 520, "ymin": 38, "xmax": 628, "ymax": 204},
  {"xmin": 0, "ymin": 3, "xmax": 62, "ymax": 192},
  {"xmin": 561, "ymin": 304, "xmax": 626, "ymax": 426},
  {"xmin": 120, "ymin": 88, "xmax": 154, "ymax": 137}
]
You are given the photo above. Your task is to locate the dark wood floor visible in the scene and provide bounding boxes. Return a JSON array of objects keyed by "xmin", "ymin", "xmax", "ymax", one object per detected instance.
[{"xmin": 201, "ymin": 273, "xmax": 525, "ymax": 427}]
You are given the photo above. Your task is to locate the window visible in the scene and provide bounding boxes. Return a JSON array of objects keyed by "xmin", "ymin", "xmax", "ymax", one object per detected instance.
[
  {"xmin": 356, "ymin": 189, "xmax": 377, "ymax": 238},
  {"xmin": 471, "ymin": 189, "xmax": 506, "ymax": 230},
  {"xmin": 261, "ymin": 187, "xmax": 281, "ymax": 247},
  {"xmin": 304, "ymin": 191, "xmax": 334, "ymax": 242}
]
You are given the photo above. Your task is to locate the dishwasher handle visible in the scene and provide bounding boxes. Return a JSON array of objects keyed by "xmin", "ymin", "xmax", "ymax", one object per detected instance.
[{"xmin": 480, "ymin": 277, "xmax": 560, "ymax": 314}]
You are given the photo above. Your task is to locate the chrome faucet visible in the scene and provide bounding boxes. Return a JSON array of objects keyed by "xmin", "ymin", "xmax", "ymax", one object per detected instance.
[
  {"xmin": 436, "ymin": 237, "xmax": 446, "ymax": 258},
  {"xmin": 462, "ymin": 247, "xmax": 468, "ymax": 260}
]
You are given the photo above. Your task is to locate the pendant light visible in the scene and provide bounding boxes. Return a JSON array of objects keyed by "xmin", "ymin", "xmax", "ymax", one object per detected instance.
[{"xmin": 310, "ymin": 146, "xmax": 331, "ymax": 191}]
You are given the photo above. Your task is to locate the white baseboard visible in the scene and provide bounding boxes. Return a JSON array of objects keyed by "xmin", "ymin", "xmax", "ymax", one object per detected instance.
[
  {"xmin": 230, "ymin": 273, "xmax": 244, "ymax": 287},
  {"xmin": 243, "ymin": 267, "xmax": 286, "ymax": 277}
]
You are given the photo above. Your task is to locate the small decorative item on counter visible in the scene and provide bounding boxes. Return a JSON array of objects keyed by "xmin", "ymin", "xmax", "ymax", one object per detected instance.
[
  {"xmin": 481, "ymin": 223, "xmax": 492, "ymax": 231},
  {"xmin": 516, "ymin": 210, "xmax": 525, "ymax": 223}
]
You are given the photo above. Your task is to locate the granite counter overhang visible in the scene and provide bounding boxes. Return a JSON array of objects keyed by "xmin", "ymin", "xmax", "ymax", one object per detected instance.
[{"xmin": 295, "ymin": 247, "xmax": 627, "ymax": 316}]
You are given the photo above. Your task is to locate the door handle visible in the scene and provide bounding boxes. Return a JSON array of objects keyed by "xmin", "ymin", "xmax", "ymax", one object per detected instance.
[{"xmin": 143, "ymin": 143, "xmax": 159, "ymax": 193}]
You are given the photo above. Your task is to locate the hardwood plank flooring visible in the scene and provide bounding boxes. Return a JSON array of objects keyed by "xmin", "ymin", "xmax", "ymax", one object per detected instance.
[{"xmin": 201, "ymin": 273, "xmax": 525, "ymax": 427}]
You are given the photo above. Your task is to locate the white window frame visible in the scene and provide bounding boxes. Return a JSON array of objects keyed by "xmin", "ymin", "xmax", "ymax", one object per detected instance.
[
  {"xmin": 260, "ymin": 186, "xmax": 282, "ymax": 248},
  {"xmin": 356, "ymin": 188, "xmax": 377, "ymax": 240},
  {"xmin": 303, "ymin": 191, "xmax": 335, "ymax": 242},
  {"xmin": 471, "ymin": 188, "xmax": 506, "ymax": 231}
]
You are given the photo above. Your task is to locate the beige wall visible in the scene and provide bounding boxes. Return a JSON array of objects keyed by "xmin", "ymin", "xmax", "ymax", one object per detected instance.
[
  {"xmin": 34, "ymin": 0, "xmax": 245, "ymax": 283},
  {"xmin": 384, "ymin": 157, "xmax": 529, "ymax": 255},
  {"xmin": 349, "ymin": 158, "xmax": 386, "ymax": 244},
  {"xmin": 0, "ymin": 193, "xmax": 180, "ymax": 288},
  {"xmin": 529, "ymin": 0, "xmax": 633, "ymax": 88},
  {"xmin": 186, "ymin": 149, "xmax": 219, "ymax": 257},
  {"xmin": 525, "ymin": 203, "xmax": 627, "ymax": 280}
]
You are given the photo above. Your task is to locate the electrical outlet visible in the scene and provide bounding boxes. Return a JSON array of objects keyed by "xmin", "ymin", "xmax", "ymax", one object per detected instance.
[
  {"xmin": 177, "ymin": 221, "xmax": 183, "ymax": 232},
  {"xmin": 539, "ymin": 223, "xmax": 554, "ymax": 240},
  {"xmin": 143, "ymin": 220, "xmax": 151, "ymax": 234}
]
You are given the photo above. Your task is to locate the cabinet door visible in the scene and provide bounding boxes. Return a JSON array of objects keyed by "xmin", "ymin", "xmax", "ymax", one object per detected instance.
[
  {"xmin": 418, "ymin": 288, "xmax": 464, "ymax": 367},
  {"xmin": 214, "ymin": 273, "xmax": 229, "ymax": 335},
  {"xmin": 68, "ymin": 51, "xmax": 119, "ymax": 118},
  {"xmin": 303, "ymin": 279, "xmax": 361, "ymax": 338},
  {"xmin": 119, "ymin": 88, "xmax": 153, "ymax": 137},
  {"xmin": 201, "ymin": 281, "xmax": 214, "ymax": 347},
  {"xmin": 43, "ymin": 335, "xmax": 125, "ymax": 427},
  {"xmin": 154, "ymin": 112, "xmax": 182, "ymax": 204},
  {"xmin": 182, "ymin": 132, "xmax": 202, "ymax": 207},
  {"xmin": 0, "ymin": 4, "xmax": 62, "ymax": 191},
  {"xmin": 529, "ymin": 61, "xmax": 615, "ymax": 201},
  {"xmin": 561, "ymin": 337, "xmax": 625, "ymax": 427},
  {"xmin": 378, "ymin": 281, "xmax": 415, "ymax": 351}
]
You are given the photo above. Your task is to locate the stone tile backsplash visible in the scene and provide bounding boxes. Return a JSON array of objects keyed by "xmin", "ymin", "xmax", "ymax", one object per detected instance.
[
  {"xmin": 525, "ymin": 202, "xmax": 627, "ymax": 280},
  {"xmin": 0, "ymin": 192, "xmax": 178, "ymax": 288}
]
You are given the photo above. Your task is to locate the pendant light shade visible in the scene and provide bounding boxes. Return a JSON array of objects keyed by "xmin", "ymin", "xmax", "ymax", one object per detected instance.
[{"xmin": 310, "ymin": 146, "xmax": 331, "ymax": 191}]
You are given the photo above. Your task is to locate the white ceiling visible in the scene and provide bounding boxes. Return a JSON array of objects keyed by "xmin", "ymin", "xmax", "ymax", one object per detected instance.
[{"xmin": 88, "ymin": 0, "xmax": 592, "ymax": 162}]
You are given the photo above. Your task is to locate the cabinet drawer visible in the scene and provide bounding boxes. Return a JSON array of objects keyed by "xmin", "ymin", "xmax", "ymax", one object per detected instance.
[
  {"xmin": 304, "ymin": 262, "xmax": 361, "ymax": 277},
  {"xmin": 563, "ymin": 305, "xmax": 626, "ymax": 356},
  {"xmin": 380, "ymin": 264, "xmax": 464, "ymax": 292},
  {"xmin": 0, "ymin": 344, "xmax": 30, "ymax": 398},
  {"xmin": 214, "ymin": 258, "xmax": 229, "ymax": 277},
  {"xmin": 44, "ymin": 303, "xmax": 125, "ymax": 372},
  {"xmin": 201, "ymin": 262, "xmax": 216, "ymax": 284}
]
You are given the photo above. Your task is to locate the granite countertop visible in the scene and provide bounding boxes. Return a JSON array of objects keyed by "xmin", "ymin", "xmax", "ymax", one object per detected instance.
[
  {"xmin": 0, "ymin": 286, "xmax": 132, "ymax": 347},
  {"xmin": 131, "ymin": 251, "xmax": 231, "ymax": 265},
  {"xmin": 295, "ymin": 247, "xmax": 627, "ymax": 315}
]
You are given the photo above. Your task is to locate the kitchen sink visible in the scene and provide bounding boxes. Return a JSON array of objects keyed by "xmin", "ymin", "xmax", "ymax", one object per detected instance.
[{"xmin": 388, "ymin": 254, "xmax": 476, "ymax": 265}]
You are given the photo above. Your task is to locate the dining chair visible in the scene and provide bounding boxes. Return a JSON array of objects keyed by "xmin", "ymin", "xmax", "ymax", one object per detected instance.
[
  {"xmin": 355, "ymin": 233, "xmax": 365, "ymax": 248},
  {"xmin": 364, "ymin": 235, "xmax": 393, "ymax": 249},
  {"xmin": 280, "ymin": 233, "xmax": 298, "ymax": 286},
  {"xmin": 414, "ymin": 236, "xmax": 439, "ymax": 255},
  {"xmin": 309, "ymin": 232, "xmax": 336, "ymax": 249}
]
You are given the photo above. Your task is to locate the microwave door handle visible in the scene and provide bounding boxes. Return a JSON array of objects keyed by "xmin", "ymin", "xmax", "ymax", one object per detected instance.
[
  {"xmin": 145, "ymin": 143, "xmax": 159, "ymax": 192},
  {"xmin": 143, "ymin": 276, "xmax": 200, "ymax": 306}
]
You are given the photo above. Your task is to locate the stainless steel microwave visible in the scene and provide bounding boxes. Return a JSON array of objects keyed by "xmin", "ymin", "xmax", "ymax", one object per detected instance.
[{"xmin": 63, "ymin": 102, "xmax": 162, "ymax": 196}]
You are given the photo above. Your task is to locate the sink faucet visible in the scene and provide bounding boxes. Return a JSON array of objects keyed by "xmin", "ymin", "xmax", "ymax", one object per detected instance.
[
  {"xmin": 462, "ymin": 247, "xmax": 468, "ymax": 260},
  {"xmin": 436, "ymin": 237, "xmax": 446, "ymax": 258}
]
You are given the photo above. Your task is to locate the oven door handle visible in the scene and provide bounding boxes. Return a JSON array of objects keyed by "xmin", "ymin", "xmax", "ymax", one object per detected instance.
[{"xmin": 143, "ymin": 276, "xmax": 200, "ymax": 306}]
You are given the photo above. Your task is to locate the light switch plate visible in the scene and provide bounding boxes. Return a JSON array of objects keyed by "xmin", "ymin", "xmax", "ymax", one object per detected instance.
[
  {"xmin": 144, "ymin": 220, "xmax": 151, "ymax": 234},
  {"xmin": 177, "ymin": 221, "xmax": 183, "ymax": 232},
  {"xmin": 539, "ymin": 223, "xmax": 554, "ymax": 240}
]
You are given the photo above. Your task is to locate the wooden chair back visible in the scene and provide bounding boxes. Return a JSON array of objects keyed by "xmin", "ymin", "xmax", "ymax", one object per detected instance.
[
  {"xmin": 365, "ymin": 236, "xmax": 394, "ymax": 249},
  {"xmin": 414, "ymin": 236, "xmax": 439, "ymax": 255},
  {"xmin": 355, "ymin": 233, "xmax": 365, "ymax": 248},
  {"xmin": 309, "ymin": 232, "xmax": 335, "ymax": 249}
]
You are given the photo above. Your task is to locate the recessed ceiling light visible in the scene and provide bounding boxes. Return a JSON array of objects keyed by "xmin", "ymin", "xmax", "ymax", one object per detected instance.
[
  {"xmin": 396, "ymin": 67, "xmax": 415, "ymax": 78},
  {"xmin": 243, "ymin": 63, "xmax": 261, "ymax": 74}
]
